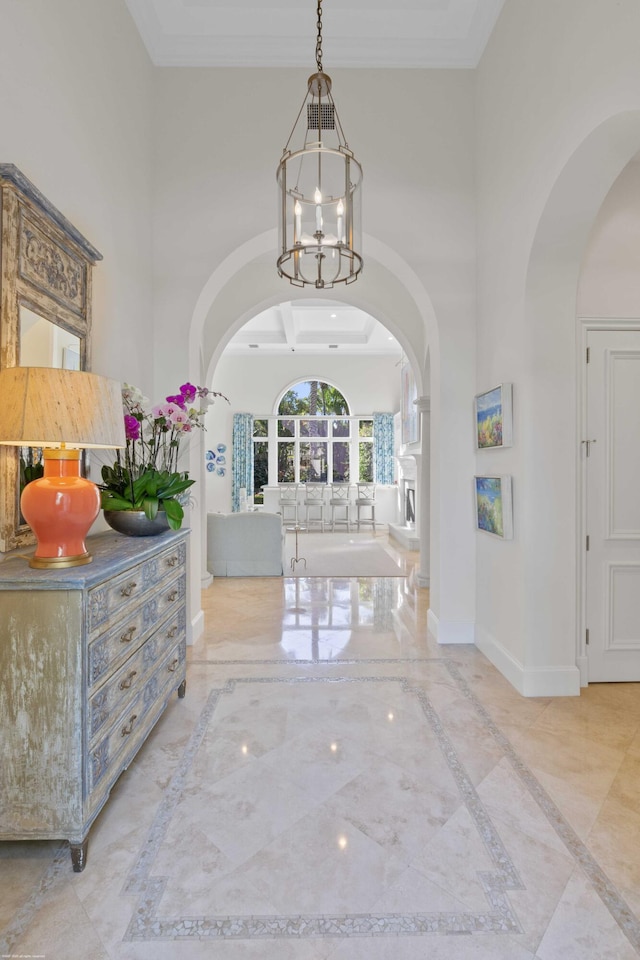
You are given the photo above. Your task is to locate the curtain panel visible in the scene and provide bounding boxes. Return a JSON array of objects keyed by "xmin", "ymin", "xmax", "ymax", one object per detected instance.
[
  {"xmin": 373, "ymin": 413, "xmax": 395, "ymax": 485},
  {"xmin": 232, "ymin": 413, "xmax": 254, "ymax": 512}
]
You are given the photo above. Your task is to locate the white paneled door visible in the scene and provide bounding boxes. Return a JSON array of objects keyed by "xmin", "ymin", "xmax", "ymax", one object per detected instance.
[{"xmin": 586, "ymin": 329, "xmax": 640, "ymax": 682}]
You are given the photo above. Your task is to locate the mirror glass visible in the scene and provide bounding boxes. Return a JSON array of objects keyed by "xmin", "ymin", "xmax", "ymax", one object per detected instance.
[
  {"xmin": 17, "ymin": 307, "xmax": 83, "ymax": 521},
  {"xmin": 20, "ymin": 306, "xmax": 81, "ymax": 369}
]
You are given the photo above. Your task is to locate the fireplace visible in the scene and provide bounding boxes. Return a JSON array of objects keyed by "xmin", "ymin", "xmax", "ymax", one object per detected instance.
[
  {"xmin": 406, "ymin": 486, "xmax": 416, "ymax": 525},
  {"xmin": 389, "ymin": 455, "xmax": 420, "ymax": 550}
]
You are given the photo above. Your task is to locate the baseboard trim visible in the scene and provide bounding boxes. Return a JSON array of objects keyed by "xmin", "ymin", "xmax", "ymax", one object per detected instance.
[
  {"xmin": 427, "ymin": 609, "xmax": 475, "ymax": 645},
  {"xmin": 475, "ymin": 625, "xmax": 526, "ymax": 693},
  {"xmin": 577, "ymin": 655, "xmax": 589, "ymax": 688},
  {"xmin": 190, "ymin": 608, "xmax": 205, "ymax": 647},
  {"xmin": 475, "ymin": 625, "xmax": 581, "ymax": 697}
]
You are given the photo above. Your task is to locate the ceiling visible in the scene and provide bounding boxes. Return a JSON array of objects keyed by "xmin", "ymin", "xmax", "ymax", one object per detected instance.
[
  {"xmin": 224, "ymin": 301, "xmax": 403, "ymax": 357},
  {"xmin": 125, "ymin": 0, "xmax": 505, "ymax": 68}
]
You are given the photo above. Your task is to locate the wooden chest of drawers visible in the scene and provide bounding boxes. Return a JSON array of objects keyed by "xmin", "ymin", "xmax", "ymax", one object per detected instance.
[{"xmin": 0, "ymin": 529, "xmax": 189, "ymax": 871}]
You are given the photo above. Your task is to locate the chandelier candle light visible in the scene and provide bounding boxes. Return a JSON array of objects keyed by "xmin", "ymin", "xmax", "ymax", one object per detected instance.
[{"xmin": 277, "ymin": 0, "xmax": 363, "ymax": 289}]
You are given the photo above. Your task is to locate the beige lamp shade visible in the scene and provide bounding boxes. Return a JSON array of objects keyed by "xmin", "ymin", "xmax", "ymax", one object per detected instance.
[{"xmin": 0, "ymin": 367, "xmax": 126, "ymax": 449}]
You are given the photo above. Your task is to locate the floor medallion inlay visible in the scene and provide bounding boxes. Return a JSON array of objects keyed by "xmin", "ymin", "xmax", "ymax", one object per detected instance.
[{"xmin": 124, "ymin": 672, "xmax": 527, "ymax": 941}]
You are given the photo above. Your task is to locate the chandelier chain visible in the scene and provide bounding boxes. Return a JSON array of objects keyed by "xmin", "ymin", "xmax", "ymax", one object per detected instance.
[{"xmin": 316, "ymin": 0, "xmax": 323, "ymax": 72}]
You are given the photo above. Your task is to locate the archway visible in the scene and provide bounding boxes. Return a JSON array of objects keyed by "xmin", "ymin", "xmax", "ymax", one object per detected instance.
[
  {"xmin": 203, "ymin": 289, "xmax": 424, "ymax": 547},
  {"xmin": 186, "ymin": 231, "xmax": 439, "ymax": 639},
  {"xmin": 521, "ymin": 110, "xmax": 640, "ymax": 693}
]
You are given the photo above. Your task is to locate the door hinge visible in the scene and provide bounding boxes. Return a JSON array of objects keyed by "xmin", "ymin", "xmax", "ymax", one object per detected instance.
[
  {"xmin": 586, "ymin": 628, "xmax": 590, "ymax": 646},
  {"xmin": 586, "ymin": 535, "xmax": 590, "ymax": 551},
  {"xmin": 586, "ymin": 346, "xmax": 591, "ymax": 363}
]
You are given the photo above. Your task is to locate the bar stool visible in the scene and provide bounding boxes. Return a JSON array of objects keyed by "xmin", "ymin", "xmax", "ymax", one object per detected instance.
[
  {"xmin": 355, "ymin": 482, "xmax": 376, "ymax": 532},
  {"xmin": 278, "ymin": 483, "xmax": 299, "ymax": 524},
  {"xmin": 329, "ymin": 482, "xmax": 351, "ymax": 532},
  {"xmin": 304, "ymin": 483, "xmax": 326, "ymax": 531}
]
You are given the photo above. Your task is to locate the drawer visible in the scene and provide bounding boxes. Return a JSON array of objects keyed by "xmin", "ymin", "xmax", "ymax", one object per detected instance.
[
  {"xmin": 88, "ymin": 606, "xmax": 186, "ymax": 742},
  {"xmin": 88, "ymin": 640, "xmax": 186, "ymax": 801},
  {"xmin": 87, "ymin": 573, "xmax": 186, "ymax": 689},
  {"xmin": 141, "ymin": 540, "xmax": 186, "ymax": 587},
  {"xmin": 87, "ymin": 540, "xmax": 186, "ymax": 637}
]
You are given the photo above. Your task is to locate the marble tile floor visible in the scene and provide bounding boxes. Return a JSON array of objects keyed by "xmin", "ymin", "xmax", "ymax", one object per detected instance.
[{"xmin": 2, "ymin": 543, "xmax": 640, "ymax": 959}]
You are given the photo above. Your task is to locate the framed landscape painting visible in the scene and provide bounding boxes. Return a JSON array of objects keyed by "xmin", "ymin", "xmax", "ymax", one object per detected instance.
[
  {"xmin": 474, "ymin": 383, "xmax": 512, "ymax": 449},
  {"xmin": 474, "ymin": 475, "xmax": 513, "ymax": 539}
]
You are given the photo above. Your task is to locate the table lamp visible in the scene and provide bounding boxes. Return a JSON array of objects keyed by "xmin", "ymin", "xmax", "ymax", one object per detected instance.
[{"xmin": 0, "ymin": 367, "xmax": 126, "ymax": 568}]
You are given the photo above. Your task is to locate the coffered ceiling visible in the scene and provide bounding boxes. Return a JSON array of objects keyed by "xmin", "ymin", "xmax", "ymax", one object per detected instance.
[
  {"xmin": 125, "ymin": 0, "xmax": 505, "ymax": 68},
  {"xmin": 224, "ymin": 301, "xmax": 403, "ymax": 357}
]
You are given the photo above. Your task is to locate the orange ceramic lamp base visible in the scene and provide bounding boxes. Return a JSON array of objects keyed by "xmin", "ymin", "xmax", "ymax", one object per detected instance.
[{"xmin": 20, "ymin": 449, "xmax": 100, "ymax": 568}]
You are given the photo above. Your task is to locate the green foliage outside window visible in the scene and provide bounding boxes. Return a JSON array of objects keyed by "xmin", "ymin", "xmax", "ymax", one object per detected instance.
[
  {"xmin": 359, "ymin": 419, "xmax": 373, "ymax": 481},
  {"xmin": 278, "ymin": 442, "xmax": 295, "ymax": 482},
  {"xmin": 278, "ymin": 381, "xmax": 349, "ymax": 416},
  {"xmin": 359, "ymin": 441, "xmax": 373, "ymax": 482},
  {"xmin": 253, "ymin": 440, "xmax": 268, "ymax": 502},
  {"xmin": 260, "ymin": 382, "xmax": 376, "ymax": 487}
]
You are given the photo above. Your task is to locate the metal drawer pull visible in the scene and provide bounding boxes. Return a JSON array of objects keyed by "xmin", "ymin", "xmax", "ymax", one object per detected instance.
[
  {"xmin": 167, "ymin": 590, "xmax": 179, "ymax": 602},
  {"xmin": 119, "ymin": 670, "xmax": 137, "ymax": 690},
  {"xmin": 120, "ymin": 626, "xmax": 137, "ymax": 643},
  {"xmin": 121, "ymin": 715, "xmax": 137, "ymax": 736},
  {"xmin": 121, "ymin": 582, "xmax": 137, "ymax": 597},
  {"xmin": 167, "ymin": 625, "xmax": 178, "ymax": 639},
  {"xmin": 166, "ymin": 555, "xmax": 179, "ymax": 567},
  {"xmin": 168, "ymin": 658, "xmax": 179, "ymax": 673}
]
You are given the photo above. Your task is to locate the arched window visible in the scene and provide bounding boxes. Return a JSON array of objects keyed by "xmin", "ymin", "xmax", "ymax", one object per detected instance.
[
  {"xmin": 275, "ymin": 380, "xmax": 352, "ymax": 483},
  {"xmin": 251, "ymin": 380, "xmax": 376, "ymax": 500},
  {"xmin": 278, "ymin": 381, "xmax": 349, "ymax": 416}
]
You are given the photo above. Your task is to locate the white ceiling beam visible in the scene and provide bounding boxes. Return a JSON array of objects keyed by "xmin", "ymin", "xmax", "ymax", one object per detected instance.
[
  {"xmin": 297, "ymin": 332, "xmax": 368, "ymax": 345},
  {"xmin": 279, "ymin": 302, "xmax": 298, "ymax": 351}
]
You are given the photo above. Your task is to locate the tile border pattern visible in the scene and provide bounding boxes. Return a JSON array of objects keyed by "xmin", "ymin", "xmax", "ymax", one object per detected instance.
[
  {"xmin": 123, "ymin": 670, "xmax": 527, "ymax": 941},
  {"xmin": 444, "ymin": 659, "xmax": 640, "ymax": 954}
]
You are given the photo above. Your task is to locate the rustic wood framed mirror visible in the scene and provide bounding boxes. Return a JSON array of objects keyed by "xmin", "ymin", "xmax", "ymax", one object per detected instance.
[{"xmin": 0, "ymin": 164, "xmax": 102, "ymax": 551}]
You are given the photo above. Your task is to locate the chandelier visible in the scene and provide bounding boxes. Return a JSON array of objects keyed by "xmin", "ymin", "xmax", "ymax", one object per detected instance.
[{"xmin": 276, "ymin": 0, "xmax": 363, "ymax": 289}]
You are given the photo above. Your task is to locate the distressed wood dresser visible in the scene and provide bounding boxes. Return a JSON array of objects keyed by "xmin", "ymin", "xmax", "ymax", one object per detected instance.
[{"xmin": 0, "ymin": 529, "xmax": 188, "ymax": 871}]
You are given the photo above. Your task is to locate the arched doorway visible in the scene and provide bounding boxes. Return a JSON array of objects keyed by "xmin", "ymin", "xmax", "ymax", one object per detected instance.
[
  {"xmin": 522, "ymin": 111, "xmax": 640, "ymax": 691},
  {"xmin": 204, "ymin": 301, "xmax": 408, "ymax": 535},
  {"xmin": 186, "ymin": 232, "xmax": 441, "ymax": 643}
]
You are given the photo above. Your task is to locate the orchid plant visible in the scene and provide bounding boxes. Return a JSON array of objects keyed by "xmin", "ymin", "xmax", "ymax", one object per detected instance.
[{"xmin": 100, "ymin": 381, "xmax": 227, "ymax": 529}]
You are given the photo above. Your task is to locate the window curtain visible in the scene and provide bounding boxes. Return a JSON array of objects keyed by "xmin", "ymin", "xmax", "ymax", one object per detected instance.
[
  {"xmin": 373, "ymin": 413, "xmax": 395, "ymax": 485},
  {"xmin": 232, "ymin": 413, "xmax": 254, "ymax": 512}
]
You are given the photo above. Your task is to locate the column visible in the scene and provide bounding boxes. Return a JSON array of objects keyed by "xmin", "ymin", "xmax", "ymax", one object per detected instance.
[{"xmin": 415, "ymin": 396, "xmax": 430, "ymax": 588}]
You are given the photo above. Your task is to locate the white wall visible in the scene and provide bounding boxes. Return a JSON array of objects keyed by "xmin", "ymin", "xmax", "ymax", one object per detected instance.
[
  {"xmin": 475, "ymin": 0, "xmax": 640, "ymax": 694},
  {"xmin": 0, "ymin": 0, "xmax": 155, "ymax": 389},
  {"xmin": 205, "ymin": 352, "xmax": 401, "ymax": 514},
  {"xmin": 0, "ymin": 1, "xmax": 158, "ymax": 560},
  {"xmin": 578, "ymin": 159, "xmax": 640, "ymax": 317}
]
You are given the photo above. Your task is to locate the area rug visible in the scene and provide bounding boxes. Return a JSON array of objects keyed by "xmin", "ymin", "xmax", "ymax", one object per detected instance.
[{"xmin": 283, "ymin": 530, "xmax": 403, "ymax": 577}]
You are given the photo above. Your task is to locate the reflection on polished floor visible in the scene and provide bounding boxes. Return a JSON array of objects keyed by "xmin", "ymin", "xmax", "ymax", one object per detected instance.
[{"xmin": 2, "ymin": 536, "xmax": 640, "ymax": 959}]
